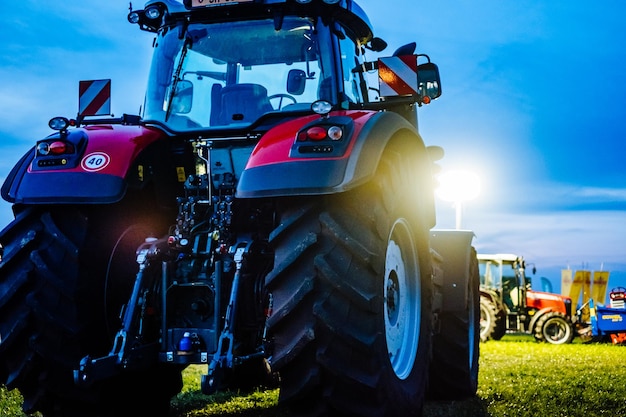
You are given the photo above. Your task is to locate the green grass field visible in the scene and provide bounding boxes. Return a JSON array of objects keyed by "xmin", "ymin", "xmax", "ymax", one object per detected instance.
[{"xmin": 3, "ymin": 335, "xmax": 626, "ymax": 416}]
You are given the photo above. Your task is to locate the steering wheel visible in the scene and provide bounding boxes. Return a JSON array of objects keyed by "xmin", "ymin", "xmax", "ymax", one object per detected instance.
[{"xmin": 268, "ymin": 93, "xmax": 297, "ymax": 110}]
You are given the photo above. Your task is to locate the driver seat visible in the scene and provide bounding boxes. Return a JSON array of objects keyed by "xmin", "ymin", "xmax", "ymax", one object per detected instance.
[{"xmin": 216, "ymin": 83, "xmax": 273, "ymax": 125}]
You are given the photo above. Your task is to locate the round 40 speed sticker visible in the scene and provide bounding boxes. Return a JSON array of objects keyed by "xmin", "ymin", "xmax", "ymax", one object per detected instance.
[{"xmin": 81, "ymin": 152, "xmax": 111, "ymax": 172}]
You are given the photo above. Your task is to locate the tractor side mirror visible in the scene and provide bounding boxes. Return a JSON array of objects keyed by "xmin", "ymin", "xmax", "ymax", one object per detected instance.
[
  {"xmin": 417, "ymin": 62, "xmax": 442, "ymax": 101},
  {"xmin": 287, "ymin": 69, "xmax": 306, "ymax": 95},
  {"xmin": 367, "ymin": 37, "xmax": 388, "ymax": 52}
]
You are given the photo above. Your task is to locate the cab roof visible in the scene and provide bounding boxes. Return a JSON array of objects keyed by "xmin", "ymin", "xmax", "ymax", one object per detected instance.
[
  {"xmin": 477, "ymin": 254, "xmax": 522, "ymax": 263},
  {"xmin": 135, "ymin": 0, "xmax": 374, "ymax": 44}
]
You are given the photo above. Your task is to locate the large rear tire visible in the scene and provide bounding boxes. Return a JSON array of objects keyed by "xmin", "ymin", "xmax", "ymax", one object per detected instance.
[
  {"xmin": 479, "ymin": 297, "xmax": 498, "ymax": 342},
  {"xmin": 266, "ymin": 138, "xmax": 434, "ymax": 416},
  {"xmin": 479, "ymin": 296, "xmax": 506, "ymax": 341},
  {"xmin": 0, "ymin": 201, "xmax": 181, "ymax": 417},
  {"xmin": 492, "ymin": 312, "xmax": 507, "ymax": 340}
]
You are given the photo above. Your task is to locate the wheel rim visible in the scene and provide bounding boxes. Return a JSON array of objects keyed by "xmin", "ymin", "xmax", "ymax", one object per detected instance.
[
  {"xmin": 384, "ymin": 218, "xmax": 421, "ymax": 380},
  {"xmin": 479, "ymin": 303, "xmax": 491, "ymax": 339},
  {"xmin": 544, "ymin": 318, "xmax": 570, "ymax": 343}
]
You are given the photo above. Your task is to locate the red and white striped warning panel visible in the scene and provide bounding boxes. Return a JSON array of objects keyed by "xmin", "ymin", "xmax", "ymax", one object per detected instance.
[
  {"xmin": 378, "ymin": 55, "xmax": 418, "ymax": 97},
  {"xmin": 79, "ymin": 79, "xmax": 111, "ymax": 116}
]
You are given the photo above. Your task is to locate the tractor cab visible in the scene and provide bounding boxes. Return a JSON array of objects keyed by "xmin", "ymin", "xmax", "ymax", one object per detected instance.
[
  {"xmin": 479, "ymin": 254, "xmax": 530, "ymax": 314},
  {"xmin": 129, "ymin": 0, "xmax": 441, "ymax": 133},
  {"xmin": 132, "ymin": 0, "xmax": 371, "ymax": 133}
]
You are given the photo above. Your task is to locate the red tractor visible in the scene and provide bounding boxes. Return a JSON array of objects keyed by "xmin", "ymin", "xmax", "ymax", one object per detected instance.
[
  {"xmin": 479, "ymin": 253, "xmax": 575, "ymax": 344},
  {"xmin": 0, "ymin": 1, "xmax": 479, "ymax": 416}
]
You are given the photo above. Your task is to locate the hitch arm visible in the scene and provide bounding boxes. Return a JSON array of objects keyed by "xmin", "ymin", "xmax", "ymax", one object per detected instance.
[{"xmin": 74, "ymin": 239, "xmax": 167, "ymax": 386}]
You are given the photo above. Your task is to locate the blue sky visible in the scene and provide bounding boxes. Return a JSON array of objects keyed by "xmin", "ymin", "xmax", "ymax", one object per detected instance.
[{"xmin": 1, "ymin": 1, "xmax": 626, "ymax": 298}]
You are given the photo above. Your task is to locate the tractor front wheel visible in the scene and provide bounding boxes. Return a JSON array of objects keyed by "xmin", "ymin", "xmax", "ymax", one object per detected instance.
[{"xmin": 534, "ymin": 311, "xmax": 575, "ymax": 344}]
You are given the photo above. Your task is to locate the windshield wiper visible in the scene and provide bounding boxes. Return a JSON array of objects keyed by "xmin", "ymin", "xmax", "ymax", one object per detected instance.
[{"xmin": 165, "ymin": 36, "xmax": 191, "ymax": 123}]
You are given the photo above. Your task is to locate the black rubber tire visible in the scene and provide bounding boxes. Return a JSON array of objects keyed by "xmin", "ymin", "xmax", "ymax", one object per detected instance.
[
  {"xmin": 533, "ymin": 311, "xmax": 575, "ymax": 344},
  {"xmin": 0, "ymin": 203, "xmax": 182, "ymax": 417},
  {"xmin": 479, "ymin": 297, "xmax": 499, "ymax": 342},
  {"xmin": 426, "ymin": 247, "xmax": 480, "ymax": 400},
  {"xmin": 266, "ymin": 138, "xmax": 434, "ymax": 417},
  {"xmin": 492, "ymin": 311, "xmax": 507, "ymax": 340}
]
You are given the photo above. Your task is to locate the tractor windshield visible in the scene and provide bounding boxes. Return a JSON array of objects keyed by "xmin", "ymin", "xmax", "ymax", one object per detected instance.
[
  {"xmin": 142, "ymin": 16, "xmax": 338, "ymax": 132},
  {"xmin": 480, "ymin": 260, "xmax": 520, "ymax": 290},
  {"xmin": 480, "ymin": 259, "xmax": 525, "ymax": 311}
]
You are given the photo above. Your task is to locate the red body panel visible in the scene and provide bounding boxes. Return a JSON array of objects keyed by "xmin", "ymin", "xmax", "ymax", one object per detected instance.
[
  {"xmin": 29, "ymin": 124, "xmax": 165, "ymax": 178},
  {"xmin": 245, "ymin": 110, "xmax": 377, "ymax": 169},
  {"xmin": 526, "ymin": 290, "xmax": 569, "ymax": 314}
]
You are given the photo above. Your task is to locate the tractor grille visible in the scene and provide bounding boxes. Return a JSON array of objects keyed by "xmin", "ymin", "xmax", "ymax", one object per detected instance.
[{"xmin": 564, "ymin": 298, "xmax": 572, "ymax": 317}]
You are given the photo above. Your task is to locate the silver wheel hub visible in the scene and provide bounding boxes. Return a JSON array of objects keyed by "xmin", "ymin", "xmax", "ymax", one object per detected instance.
[{"xmin": 384, "ymin": 219, "xmax": 421, "ymax": 380}]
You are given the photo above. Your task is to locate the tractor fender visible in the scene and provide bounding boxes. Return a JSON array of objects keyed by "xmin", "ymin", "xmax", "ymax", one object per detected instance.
[
  {"xmin": 528, "ymin": 307, "xmax": 565, "ymax": 332},
  {"xmin": 236, "ymin": 111, "xmax": 428, "ymax": 199},
  {"xmin": 429, "ymin": 229, "xmax": 476, "ymax": 313},
  {"xmin": 1, "ymin": 125, "xmax": 167, "ymax": 205},
  {"xmin": 480, "ymin": 289, "xmax": 499, "ymax": 305}
]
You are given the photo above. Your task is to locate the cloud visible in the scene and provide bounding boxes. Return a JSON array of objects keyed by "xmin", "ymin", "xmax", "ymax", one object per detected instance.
[
  {"xmin": 512, "ymin": 183, "xmax": 626, "ymax": 211},
  {"xmin": 435, "ymin": 176, "xmax": 626, "ymax": 279},
  {"xmin": 445, "ymin": 201, "xmax": 626, "ymax": 266},
  {"xmin": 572, "ymin": 186, "xmax": 626, "ymax": 202},
  {"xmin": 0, "ymin": 2, "xmax": 152, "ymax": 143}
]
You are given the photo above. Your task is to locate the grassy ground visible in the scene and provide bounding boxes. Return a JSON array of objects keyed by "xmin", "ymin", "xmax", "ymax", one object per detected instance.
[
  {"xmin": 3, "ymin": 334, "xmax": 626, "ymax": 416},
  {"xmin": 172, "ymin": 334, "xmax": 626, "ymax": 417},
  {"xmin": 471, "ymin": 335, "xmax": 626, "ymax": 417}
]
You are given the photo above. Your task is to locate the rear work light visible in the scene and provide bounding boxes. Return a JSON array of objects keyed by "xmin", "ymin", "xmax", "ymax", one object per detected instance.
[
  {"xmin": 145, "ymin": 5, "xmax": 163, "ymax": 20},
  {"xmin": 48, "ymin": 116, "xmax": 70, "ymax": 131},
  {"xmin": 298, "ymin": 125, "xmax": 344, "ymax": 142},
  {"xmin": 33, "ymin": 125, "xmax": 85, "ymax": 170},
  {"xmin": 327, "ymin": 126, "xmax": 343, "ymax": 140},
  {"xmin": 292, "ymin": 115, "xmax": 354, "ymax": 158},
  {"xmin": 36, "ymin": 140, "xmax": 75, "ymax": 156}
]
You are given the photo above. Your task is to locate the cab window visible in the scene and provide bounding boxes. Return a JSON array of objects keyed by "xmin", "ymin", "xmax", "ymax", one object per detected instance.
[{"xmin": 338, "ymin": 29, "xmax": 365, "ymax": 104}]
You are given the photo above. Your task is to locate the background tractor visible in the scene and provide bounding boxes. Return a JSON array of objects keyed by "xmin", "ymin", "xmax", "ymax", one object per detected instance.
[
  {"xmin": 0, "ymin": 1, "xmax": 480, "ymax": 416},
  {"xmin": 479, "ymin": 253, "xmax": 575, "ymax": 344}
]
